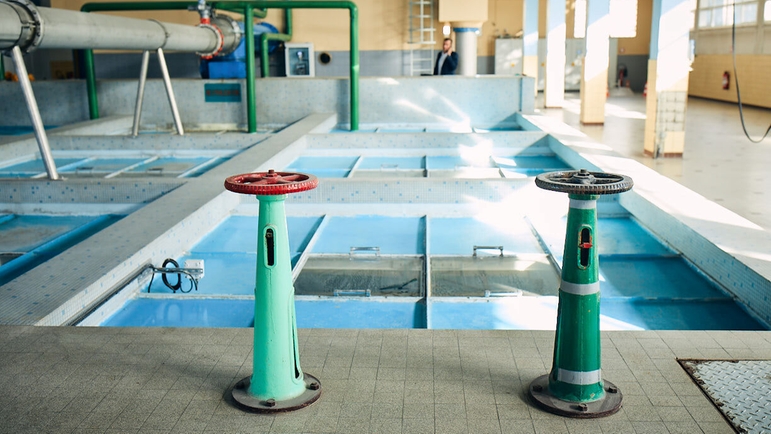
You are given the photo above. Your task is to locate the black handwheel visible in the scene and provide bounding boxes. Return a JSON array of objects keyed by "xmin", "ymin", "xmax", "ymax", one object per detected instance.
[
  {"xmin": 535, "ymin": 169, "xmax": 633, "ymax": 195},
  {"xmin": 161, "ymin": 258, "xmax": 182, "ymax": 292}
]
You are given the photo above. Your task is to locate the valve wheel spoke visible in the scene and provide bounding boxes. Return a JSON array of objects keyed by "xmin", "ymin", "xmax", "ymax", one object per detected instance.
[
  {"xmin": 535, "ymin": 169, "xmax": 633, "ymax": 195},
  {"xmin": 224, "ymin": 170, "xmax": 318, "ymax": 195}
]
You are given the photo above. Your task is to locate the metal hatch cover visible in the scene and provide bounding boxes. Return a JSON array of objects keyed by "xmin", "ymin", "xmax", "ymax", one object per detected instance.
[{"xmin": 679, "ymin": 359, "xmax": 771, "ymax": 433}]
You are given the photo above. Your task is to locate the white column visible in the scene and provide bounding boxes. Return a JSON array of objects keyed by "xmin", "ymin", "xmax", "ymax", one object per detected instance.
[
  {"xmin": 454, "ymin": 27, "xmax": 479, "ymax": 76},
  {"xmin": 579, "ymin": 0, "xmax": 611, "ymax": 124},
  {"xmin": 544, "ymin": 0, "xmax": 566, "ymax": 107},
  {"xmin": 523, "ymin": 0, "xmax": 539, "ymax": 96},
  {"xmin": 643, "ymin": 0, "xmax": 691, "ymax": 156}
]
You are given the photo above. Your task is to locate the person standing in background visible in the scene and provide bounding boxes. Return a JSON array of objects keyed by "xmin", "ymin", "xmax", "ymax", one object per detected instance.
[{"xmin": 434, "ymin": 38, "xmax": 458, "ymax": 75}]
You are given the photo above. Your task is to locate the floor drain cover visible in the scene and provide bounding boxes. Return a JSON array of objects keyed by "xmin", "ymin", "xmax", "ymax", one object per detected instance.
[{"xmin": 680, "ymin": 359, "xmax": 771, "ymax": 434}]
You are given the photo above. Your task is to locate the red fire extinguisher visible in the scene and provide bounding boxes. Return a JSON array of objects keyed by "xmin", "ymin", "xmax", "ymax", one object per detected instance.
[{"xmin": 722, "ymin": 71, "xmax": 730, "ymax": 90}]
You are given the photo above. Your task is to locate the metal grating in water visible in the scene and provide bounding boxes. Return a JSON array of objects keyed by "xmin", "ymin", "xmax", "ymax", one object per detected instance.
[{"xmin": 680, "ymin": 359, "xmax": 771, "ymax": 434}]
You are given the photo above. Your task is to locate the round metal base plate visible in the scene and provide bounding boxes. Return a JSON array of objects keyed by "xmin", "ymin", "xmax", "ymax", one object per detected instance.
[
  {"xmin": 230, "ymin": 373, "xmax": 322, "ymax": 413},
  {"xmin": 528, "ymin": 375, "xmax": 622, "ymax": 418}
]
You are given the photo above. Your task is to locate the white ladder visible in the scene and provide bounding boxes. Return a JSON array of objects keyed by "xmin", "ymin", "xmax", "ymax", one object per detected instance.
[{"xmin": 407, "ymin": 0, "xmax": 436, "ymax": 76}]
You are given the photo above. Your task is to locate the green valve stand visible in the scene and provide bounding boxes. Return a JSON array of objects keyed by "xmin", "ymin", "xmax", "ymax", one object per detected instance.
[
  {"xmin": 224, "ymin": 170, "xmax": 321, "ymax": 413},
  {"xmin": 529, "ymin": 169, "xmax": 633, "ymax": 418}
]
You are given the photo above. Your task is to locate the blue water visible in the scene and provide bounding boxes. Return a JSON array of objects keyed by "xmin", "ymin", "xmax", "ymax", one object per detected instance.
[
  {"xmin": 357, "ymin": 157, "xmax": 424, "ymax": 170},
  {"xmin": 311, "ymin": 216, "xmax": 425, "ymax": 255},
  {"xmin": 0, "ymin": 126, "xmax": 57, "ymax": 136},
  {"xmin": 0, "ymin": 214, "xmax": 123, "ymax": 286},
  {"xmin": 60, "ymin": 158, "xmax": 146, "ymax": 174},
  {"xmin": 102, "ymin": 298, "xmax": 426, "ymax": 328},
  {"xmin": 0, "ymin": 158, "xmax": 86, "ymax": 177},
  {"xmin": 146, "ymin": 216, "xmax": 322, "ymax": 295},
  {"xmin": 99, "ymin": 214, "xmax": 767, "ymax": 331},
  {"xmin": 429, "ymin": 217, "xmax": 543, "ymax": 255}
]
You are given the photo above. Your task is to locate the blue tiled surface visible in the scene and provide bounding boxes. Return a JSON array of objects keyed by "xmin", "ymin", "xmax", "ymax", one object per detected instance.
[
  {"xmin": 429, "ymin": 217, "xmax": 544, "ymax": 255},
  {"xmin": 599, "ymin": 256, "xmax": 724, "ymax": 299},
  {"xmin": 102, "ymin": 298, "xmax": 255, "ymax": 327},
  {"xmin": 357, "ymin": 157, "xmax": 425, "ymax": 170},
  {"xmin": 286, "ymin": 156, "xmax": 359, "ymax": 170},
  {"xmin": 311, "ymin": 216, "xmax": 425, "ymax": 255},
  {"xmin": 101, "ymin": 298, "xmax": 426, "ymax": 328}
]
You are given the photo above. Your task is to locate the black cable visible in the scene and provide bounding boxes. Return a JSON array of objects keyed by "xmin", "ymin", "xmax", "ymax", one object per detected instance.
[
  {"xmin": 145, "ymin": 258, "xmax": 200, "ymax": 294},
  {"xmin": 731, "ymin": 0, "xmax": 771, "ymax": 143},
  {"xmin": 161, "ymin": 258, "xmax": 182, "ymax": 292}
]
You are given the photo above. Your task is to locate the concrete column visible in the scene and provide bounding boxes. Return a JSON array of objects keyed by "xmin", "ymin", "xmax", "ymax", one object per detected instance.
[
  {"xmin": 579, "ymin": 0, "xmax": 611, "ymax": 124},
  {"xmin": 544, "ymin": 0, "xmax": 566, "ymax": 107},
  {"xmin": 643, "ymin": 0, "xmax": 691, "ymax": 157},
  {"xmin": 454, "ymin": 27, "xmax": 479, "ymax": 76},
  {"xmin": 523, "ymin": 0, "xmax": 539, "ymax": 96}
]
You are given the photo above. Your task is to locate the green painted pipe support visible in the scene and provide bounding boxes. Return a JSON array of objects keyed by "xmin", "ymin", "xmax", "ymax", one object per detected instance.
[
  {"xmin": 260, "ymin": 9, "xmax": 292, "ymax": 78},
  {"xmin": 193, "ymin": 0, "xmax": 360, "ymax": 131},
  {"xmin": 79, "ymin": 1, "xmax": 268, "ymax": 121},
  {"xmin": 244, "ymin": 6, "xmax": 257, "ymax": 132},
  {"xmin": 83, "ymin": 49, "xmax": 98, "ymax": 119},
  {"xmin": 79, "ymin": 1, "xmax": 359, "ymax": 131}
]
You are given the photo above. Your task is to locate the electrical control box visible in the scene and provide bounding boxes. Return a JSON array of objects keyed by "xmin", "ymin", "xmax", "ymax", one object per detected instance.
[{"xmin": 284, "ymin": 43, "xmax": 315, "ymax": 77}]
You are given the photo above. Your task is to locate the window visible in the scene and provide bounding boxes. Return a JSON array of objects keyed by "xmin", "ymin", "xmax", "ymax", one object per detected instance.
[
  {"xmin": 609, "ymin": 0, "xmax": 638, "ymax": 37},
  {"xmin": 572, "ymin": 0, "xmax": 637, "ymax": 38},
  {"xmin": 698, "ymin": 0, "xmax": 757, "ymax": 28},
  {"xmin": 765, "ymin": 0, "xmax": 771, "ymax": 20}
]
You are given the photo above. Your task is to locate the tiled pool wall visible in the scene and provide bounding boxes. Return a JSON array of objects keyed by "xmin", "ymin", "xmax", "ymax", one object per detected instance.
[
  {"xmin": 0, "ymin": 76, "xmax": 534, "ymax": 129},
  {"xmin": 522, "ymin": 113, "xmax": 771, "ymax": 329}
]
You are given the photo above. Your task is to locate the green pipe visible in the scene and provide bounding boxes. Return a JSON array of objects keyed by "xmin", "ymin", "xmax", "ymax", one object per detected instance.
[
  {"xmin": 80, "ymin": 1, "xmax": 359, "ymax": 131},
  {"xmin": 260, "ymin": 9, "xmax": 292, "ymax": 78},
  {"xmin": 349, "ymin": 4, "xmax": 358, "ymax": 131},
  {"xmin": 79, "ymin": 1, "xmax": 268, "ymax": 122},
  {"xmin": 0, "ymin": 56, "xmax": 5, "ymax": 80},
  {"xmin": 243, "ymin": 1, "xmax": 359, "ymax": 131},
  {"xmin": 245, "ymin": 6, "xmax": 257, "ymax": 133},
  {"xmin": 84, "ymin": 49, "xmax": 99, "ymax": 119}
]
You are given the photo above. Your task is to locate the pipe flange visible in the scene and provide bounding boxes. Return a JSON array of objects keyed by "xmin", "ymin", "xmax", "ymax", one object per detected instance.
[
  {"xmin": 147, "ymin": 19, "xmax": 170, "ymax": 49},
  {"xmin": 196, "ymin": 22, "xmax": 224, "ymax": 59},
  {"xmin": 211, "ymin": 13, "xmax": 242, "ymax": 57},
  {"xmin": 3, "ymin": 0, "xmax": 44, "ymax": 54}
]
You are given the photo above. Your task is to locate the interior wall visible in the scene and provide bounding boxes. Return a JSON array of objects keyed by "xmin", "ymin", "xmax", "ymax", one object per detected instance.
[
  {"xmin": 688, "ymin": 2, "xmax": 770, "ymax": 108},
  {"xmin": 689, "ymin": 54, "xmax": 771, "ymax": 108}
]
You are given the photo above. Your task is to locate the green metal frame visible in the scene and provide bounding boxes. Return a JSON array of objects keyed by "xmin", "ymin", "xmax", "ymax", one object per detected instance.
[
  {"xmin": 79, "ymin": 0, "xmax": 359, "ymax": 132},
  {"xmin": 260, "ymin": 9, "xmax": 292, "ymax": 78}
]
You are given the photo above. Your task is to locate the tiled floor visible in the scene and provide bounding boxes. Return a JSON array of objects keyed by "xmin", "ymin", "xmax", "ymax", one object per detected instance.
[
  {"xmin": 539, "ymin": 94, "xmax": 771, "ymax": 232},
  {"xmin": 3, "ymin": 326, "xmax": 765, "ymax": 434}
]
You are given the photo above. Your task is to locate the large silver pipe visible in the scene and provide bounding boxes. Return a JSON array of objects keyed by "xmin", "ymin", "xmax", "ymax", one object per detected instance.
[
  {"xmin": 0, "ymin": 0, "xmax": 240, "ymax": 55},
  {"xmin": 35, "ymin": 8, "xmax": 218, "ymax": 52},
  {"xmin": 0, "ymin": 3, "xmax": 24, "ymax": 45},
  {"xmin": 10, "ymin": 46, "xmax": 60, "ymax": 180}
]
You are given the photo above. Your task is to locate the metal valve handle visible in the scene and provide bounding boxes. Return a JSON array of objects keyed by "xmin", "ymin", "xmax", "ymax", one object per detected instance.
[
  {"xmin": 224, "ymin": 169, "xmax": 318, "ymax": 196},
  {"xmin": 535, "ymin": 169, "xmax": 633, "ymax": 195}
]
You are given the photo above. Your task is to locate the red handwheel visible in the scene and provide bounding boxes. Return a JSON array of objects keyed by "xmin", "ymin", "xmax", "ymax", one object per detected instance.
[{"xmin": 224, "ymin": 169, "xmax": 318, "ymax": 196}]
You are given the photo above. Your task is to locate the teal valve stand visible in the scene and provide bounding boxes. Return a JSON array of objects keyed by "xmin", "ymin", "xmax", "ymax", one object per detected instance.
[
  {"xmin": 529, "ymin": 169, "xmax": 633, "ymax": 418},
  {"xmin": 224, "ymin": 170, "xmax": 321, "ymax": 413}
]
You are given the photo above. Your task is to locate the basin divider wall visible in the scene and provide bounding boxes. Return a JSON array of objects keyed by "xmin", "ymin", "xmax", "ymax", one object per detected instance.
[{"xmin": 291, "ymin": 215, "xmax": 329, "ymax": 283}]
